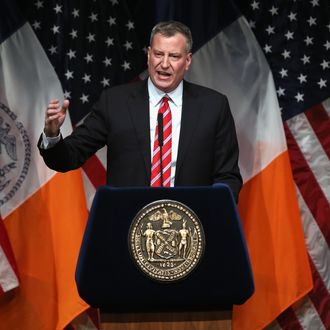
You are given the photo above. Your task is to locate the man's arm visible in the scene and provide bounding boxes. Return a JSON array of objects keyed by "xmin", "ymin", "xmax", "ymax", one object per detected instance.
[
  {"xmin": 38, "ymin": 93, "xmax": 108, "ymax": 172},
  {"xmin": 213, "ymin": 96, "xmax": 242, "ymax": 202}
]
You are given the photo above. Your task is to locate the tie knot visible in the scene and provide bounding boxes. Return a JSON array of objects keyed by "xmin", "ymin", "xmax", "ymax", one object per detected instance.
[
  {"xmin": 159, "ymin": 96, "xmax": 170, "ymax": 114},
  {"xmin": 162, "ymin": 96, "xmax": 169, "ymax": 104}
]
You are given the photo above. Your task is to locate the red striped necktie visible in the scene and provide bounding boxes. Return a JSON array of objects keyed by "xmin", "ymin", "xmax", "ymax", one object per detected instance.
[{"xmin": 150, "ymin": 96, "xmax": 172, "ymax": 187}]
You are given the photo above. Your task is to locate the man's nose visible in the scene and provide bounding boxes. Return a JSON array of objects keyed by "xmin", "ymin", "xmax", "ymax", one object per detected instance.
[{"xmin": 161, "ymin": 55, "xmax": 170, "ymax": 68}]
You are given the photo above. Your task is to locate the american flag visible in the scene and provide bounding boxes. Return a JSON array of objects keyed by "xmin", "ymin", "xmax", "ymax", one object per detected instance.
[
  {"xmin": 28, "ymin": 0, "xmax": 147, "ymax": 126},
  {"xmin": 239, "ymin": 1, "xmax": 330, "ymax": 329},
  {"xmin": 2, "ymin": 0, "xmax": 328, "ymax": 329},
  {"xmin": 24, "ymin": 0, "xmax": 149, "ymax": 204},
  {"xmin": 242, "ymin": 0, "xmax": 330, "ymax": 120}
]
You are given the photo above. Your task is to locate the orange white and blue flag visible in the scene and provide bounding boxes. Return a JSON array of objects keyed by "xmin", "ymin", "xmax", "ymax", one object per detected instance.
[{"xmin": 0, "ymin": 1, "xmax": 95, "ymax": 329}]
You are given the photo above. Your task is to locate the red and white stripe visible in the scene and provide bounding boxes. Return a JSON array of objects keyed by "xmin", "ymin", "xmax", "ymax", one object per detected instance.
[
  {"xmin": 271, "ymin": 99, "xmax": 330, "ymax": 330},
  {"xmin": 0, "ymin": 215, "xmax": 19, "ymax": 294}
]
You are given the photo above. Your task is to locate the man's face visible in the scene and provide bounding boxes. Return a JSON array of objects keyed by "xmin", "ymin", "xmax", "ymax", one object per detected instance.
[{"xmin": 148, "ymin": 32, "xmax": 192, "ymax": 93}]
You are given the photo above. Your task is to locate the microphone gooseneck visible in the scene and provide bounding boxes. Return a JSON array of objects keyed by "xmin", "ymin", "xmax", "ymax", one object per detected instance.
[{"xmin": 157, "ymin": 113, "xmax": 164, "ymax": 186}]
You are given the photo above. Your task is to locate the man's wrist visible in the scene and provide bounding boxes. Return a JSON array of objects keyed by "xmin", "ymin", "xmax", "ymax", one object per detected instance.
[
  {"xmin": 41, "ymin": 131, "xmax": 61, "ymax": 149},
  {"xmin": 43, "ymin": 128, "xmax": 60, "ymax": 138}
]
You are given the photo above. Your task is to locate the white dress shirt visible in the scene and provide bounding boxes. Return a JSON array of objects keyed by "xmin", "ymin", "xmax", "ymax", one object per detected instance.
[
  {"xmin": 42, "ymin": 79, "xmax": 183, "ymax": 186},
  {"xmin": 148, "ymin": 78, "xmax": 183, "ymax": 187}
]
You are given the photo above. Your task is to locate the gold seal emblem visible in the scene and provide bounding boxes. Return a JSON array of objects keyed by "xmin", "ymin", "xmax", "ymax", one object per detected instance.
[{"xmin": 129, "ymin": 200, "xmax": 205, "ymax": 282}]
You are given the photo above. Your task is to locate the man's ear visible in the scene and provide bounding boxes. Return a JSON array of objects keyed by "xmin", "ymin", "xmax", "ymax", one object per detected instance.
[
  {"xmin": 185, "ymin": 52, "xmax": 192, "ymax": 71},
  {"xmin": 147, "ymin": 46, "xmax": 151, "ymax": 65}
]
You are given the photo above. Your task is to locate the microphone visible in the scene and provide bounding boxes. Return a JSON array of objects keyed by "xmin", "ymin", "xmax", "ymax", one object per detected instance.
[
  {"xmin": 157, "ymin": 113, "xmax": 164, "ymax": 186},
  {"xmin": 157, "ymin": 113, "xmax": 164, "ymax": 147}
]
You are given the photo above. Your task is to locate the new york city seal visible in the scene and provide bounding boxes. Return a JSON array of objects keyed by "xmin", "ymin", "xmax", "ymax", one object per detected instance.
[
  {"xmin": 129, "ymin": 200, "xmax": 205, "ymax": 282},
  {"xmin": 0, "ymin": 102, "xmax": 31, "ymax": 207}
]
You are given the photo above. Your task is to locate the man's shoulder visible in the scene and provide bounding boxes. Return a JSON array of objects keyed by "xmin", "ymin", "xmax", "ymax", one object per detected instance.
[
  {"xmin": 103, "ymin": 80, "xmax": 147, "ymax": 97},
  {"xmin": 183, "ymin": 80, "xmax": 227, "ymax": 100}
]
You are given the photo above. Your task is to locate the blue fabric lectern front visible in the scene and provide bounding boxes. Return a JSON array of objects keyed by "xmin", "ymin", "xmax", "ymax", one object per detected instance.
[{"xmin": 75, "ymin": 184, "xmax": 254, "ymax": 312}]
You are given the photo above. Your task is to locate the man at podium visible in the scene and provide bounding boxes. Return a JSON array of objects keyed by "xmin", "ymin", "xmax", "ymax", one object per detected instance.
[{"xmin": 38, "ymin": 20, "xmax": 242, "ymax": 202}]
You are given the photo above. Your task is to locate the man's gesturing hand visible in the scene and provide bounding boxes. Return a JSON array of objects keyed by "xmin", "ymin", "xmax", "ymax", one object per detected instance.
[{"xmin": 44, "ymin": 99, "xmax": 69, "ymax": 137}]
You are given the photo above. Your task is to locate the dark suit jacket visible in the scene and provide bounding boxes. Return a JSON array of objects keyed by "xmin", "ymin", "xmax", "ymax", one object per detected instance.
[{"xmin": 39, "ymin": 80, "xmax": 242, "ymax": 201}]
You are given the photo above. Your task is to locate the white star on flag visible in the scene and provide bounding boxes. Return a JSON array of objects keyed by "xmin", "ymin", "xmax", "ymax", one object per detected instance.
[
  {"xmin": 295, "ymin": 92, "xmax": 304, "ymax": 102},
  {"xmin": 80, "ymin": 94, "xmax": 89, "ymax": 103},
  {"xmin": 64, "ymin": 70, "xmax": 74, "ymax": 80}
]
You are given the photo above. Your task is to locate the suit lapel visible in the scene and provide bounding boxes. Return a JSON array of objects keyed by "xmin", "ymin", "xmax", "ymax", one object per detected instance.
[
  {"xmin": 175, "ymin": 81, "xmax": 202, "ymax": 181},
  {"xmin": 127, "ymin": 80, "xmax": 151, "ymax": 183}
]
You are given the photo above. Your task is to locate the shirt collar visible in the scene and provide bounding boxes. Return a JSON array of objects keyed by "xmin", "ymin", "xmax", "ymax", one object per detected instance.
[{"xmin": 148, "ymin": 77, "xmax": 183, "ymax": 107}]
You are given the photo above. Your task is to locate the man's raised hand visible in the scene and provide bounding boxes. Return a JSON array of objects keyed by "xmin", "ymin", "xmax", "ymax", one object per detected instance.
[{"xmin": 44, "ymin": 99, "xmax": 69, "ymax": 137}]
